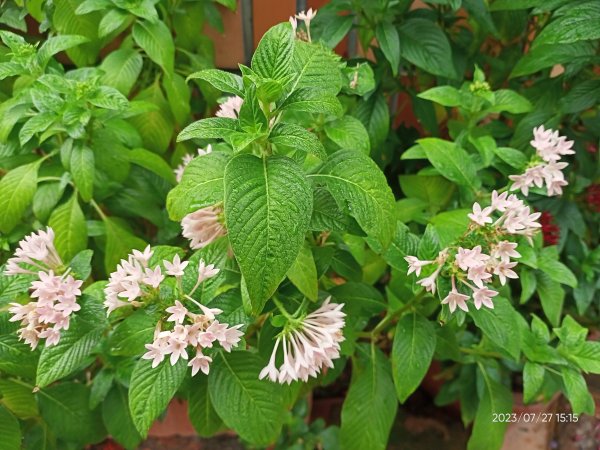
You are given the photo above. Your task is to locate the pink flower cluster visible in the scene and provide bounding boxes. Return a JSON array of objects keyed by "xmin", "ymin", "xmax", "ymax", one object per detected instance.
[
  {"xmin": 405, "ymin": 190, "xmax": 542, "ymax": 313},
  {"xmin": 4, "ymin": 228, "xmax": 84, "ymax": 349},
  {"xmin": 509, "ymin": 126, "xmax": 574, "ymax": 197},
  {"xmin": 181, "ymin": 205, "xmax": 227, "ymax": 250},
  {"xmin": 260, "ymin": 297, "xmax": 345, "ymax": 384},
  {"xmin": 174, "ymin": 144, "xmax": 212, "ymax": 183},
  {"xmin": 142, "ymin": 300, "xmax": 244, "ymax": 376}
]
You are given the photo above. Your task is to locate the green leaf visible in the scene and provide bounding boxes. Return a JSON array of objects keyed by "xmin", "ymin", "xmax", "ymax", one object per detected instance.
[
  {"xmin": 0, "ymin": 404, "xmax": 21, "ymax": 450},
  {"xmin": 523, "ymin": 362, "xmax": 545, "ymax": 403},
  {"xmin": 182, "ymin": 238, "xmax": 229, "ymax": 304},
  {"xmin": 251, "ymin": 23, "xmax": 294, "ymax": 81},
  {"xmin": 69, "ymin": 145, "xmax": 94, "ymax": 202},
  {"xmin": 487, "ymin": 90, "xmax": 532, "ymax": 114},
  {"xmin": 511, "ymin": 42, "xmax": 596, "ymax": 78},
  {"xmin": 19, "ymin": 112, "xmax": 56, "ymax": 146},
  {"xmin": 48, "ymin": 193, "xmax": 88, "ymax": 262},
  {"xmin": 569, "ymin": 342, "xmax": 600, "ymax": 374},
  {"xmin": 129, "ymin": 358, "xmax": 187, "ymax": 437},
  {"xmin": 167, "ymin": 151, "xmax": 228, "ymax": 220},
  {"xmin": 100, "ymin": 48, "xmax": 143, "ymax": 95},
  {"xmin": 189, "ymin": 372, "xmax": 223, "ymax": 437},
  {"xmin": 280, "ymin": 89, "xmax": 342, "ymax": 117},
  {"xmin": 467, "ymin": 366, "xmax": 512, "ymax": 450},
  {"xmin": 418, "ymin": 86, "xmax": 463, "ymax": 107},
  {"xmin": 287, "ymin": 244, "xmax": 318, "ymax": 301},
  {"xmin": 329, "ymin": 282, "xmax": 385, "ymax": 316},
  {"xmin": 324, "ymin": 116, "xmax": 370, "ymax": 154},
  {"xmin": 561, "ymin": 367, "xmax": 595, "ymax": 415},
  {"xmin": 209, "ymin": 351, "xmax": 285, "ymax": 446},
  {"xmin": 163, "ymin": 72, "xmax": 191, "ymax": 125},
  {"xmin": 538, "ymin": 251, "xmax": 577, "ymax": 288},
  {"xmin": 493, "ymin": 147, "xmax": 528, "ymax": 170},
  {"xmin": 36, "ymin": 320, "xmax": 103, "ymax": 387},
  {"xmin": 89, "ymin": 368, "xmax": 114, "ymax": 409},
  {"xmin": 0, "ymin": 161, "xmax": 39, "ymax": 233},
  {"xmin": 132, "ymin": 19, "xmax": 174, "ymax": 73},
  {"xmin": 398, "ymin": 18, "xmax": 456, "ymax": 79},
  {"xmin": 419, "ymin": 138, "xmax": 481, "ymax": 191},
  {"xmin": 533, "ymin": 2, "xmax": 600, "ymax": 47},
  {"xmin": 108, "ymin": 310, "xmax": 158, "ymax": 356},
  {"xmin": 187, "ymin": 69, "xmax": 244, "ymax": 97},
  {"xmin": 536, "ymin": 272, "xmax": 564, "ymax": 327},
  {"xmin": 429, "ymin": 209, "xmax": 470, "ymax": 247},
  {"xmin": 178, "ymin": 117, "xmax": 238, "ymax": 142},
  {"xmin": 0, "ymin": 378, "xmax": 38, "ymax": 419},
  {"xmin": 470, "ymin": 297, "xmax": 521, "ymax": 360},
  {"xmin": 290, "ymin": 40, "xmax": 342, "ymax": 95},
  {"xmin": 399, "ymin": 174, "xmax": 454, "ymax": 210},
  {"xmin": 126, "ymin": 147, "xmax": 176, "ymax": 184},
  {"xmin": 0, "ymin": 330, "xmax": 39, "ymax": 379},
  {"xmin": 375, "ymin": 22, "xmax": 400, "ymax": 75},
  {"xmin": 38, "ymin": 382, "xmax": 105, "ymax": 445},
  {"xmin": 269, "ymin": 123, "xmax": 326, "ymax": 159},
  {"xmin": 489, "ymin": 0, "xmax": 542, "ymax": 10},
  {"xmin": 103, "ymin": 385, "xmax": 142, "ymax": 450},
  {"xmin": 310, "ymin": 150, "xmax": 396, "ymax": 246},
  {"xmin": 353, "ymin": 93, "xmax": 390, "ymax": 150},
  {"xmin": 37, "ymin": 34, "xmax": 89, "ymax": 67},
  {"xmin": 98, "ymin": 9, "xmax": 130, "ymax": 38},
  {"xmin": 33, "ymin": 181, "xmax": 66, "ymax": 223},
  {"xmin": 224, "ymin": 154, "xmax": 312, "ymax": 313},
  {"xmin": 102, "ymin": 217, "xmax": 147, "ymax": 274},
  {"xmin": 392, "ymin": 313, "xmax": 436, "ymax": 403},
  {"xmin": 340, "ymin": 345, "xmax": 397, "ymax": 450}
]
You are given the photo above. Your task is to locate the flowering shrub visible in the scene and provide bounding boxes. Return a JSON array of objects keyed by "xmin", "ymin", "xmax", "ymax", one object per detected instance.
[{"xmin": 0, "ymin": 3, "xmax": 599, "ymax": 450}]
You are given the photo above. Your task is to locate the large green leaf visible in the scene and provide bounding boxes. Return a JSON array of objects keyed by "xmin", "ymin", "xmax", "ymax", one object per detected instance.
[
  {"xmin": 511, "ymin": 42, "xmax": 596, "ymax": 77},
  {"xmin": 167, "ymin": 151, "xmax": 228, "ymax": 220},
  {"xmin": 287, "ymin": 244, "xmax": 318, "ymax": 301},
  {"xmin": 324, "ymin": 116, "xmax": 371, "ymax": 154},
  {"xmin": 69, "ymin": 145, "xmax": 94, "ymax": 202},
  {"xmin": 251, "ymin": 23, "xmax": 294, "ymax": 81},
  {"xmin": 108, "ymin": 310, "xmax": 158, "ymax": 356},
  {"xmin": 48, "ymin": 193, "xmax": 88, "ymax": 262},
  {"xmin": 37, "ymin": 382, "xmax": 105, "ymax": 445},
  {"xmin": 561, "ymin": 367, "xmax": 595, "ymax": 415},
  {"xmin": 187, "ymin": 69, "xmax": 244, "ymax": 96},
  {"xmin": 100, "ymin": 48, "xmax": 143, "ymax": 95},
  {"xmin": 126, "ymin": 147, "xmax": 176, "ymax": 184},
  {"xmin": 0, "ymin": 404, "xmax": 21, "ymax": 450},
  {"xmin": 224, "ymin": 154, "xmax": 312, "ymax": 313},
  {"xmin": 470, "ymin": 297, "xmax": 521, "ymax": 360},
  {"xmin": 0, "ymin": 379, "xmax": 38, "ymax": 419},
  {"xmin": 290, "ymin": 40, "xmax": 342, "ymax": 95},
  {"xmin": 0, "ymin": 325, "xmax": 39, "ymax": 379},
  {"xmin": 340, "ymin": 345, "xmax": 397, "ymax": 450},
  {"xmin": 178, "ymin": 117, "xmax": 238, "ymax": 142},
  {"xmin": 533, "ymin": 2, "xmax": 600, "ymax": 47},
  {"xmin": 375, "ymin": 22, "xmax": 400, "ymax": 75},
  {"xmin": 536, "ymin": 272, "xmax": 564, "ymax": 327},
  {"xmin": 419, "ymin": 138, "xmax": 481, "ymax": 191},
  {"xmin": 129, "ymin": 358, "xmax": 187, "ymax": 436},
  {"xmin": 0, "ymin": 161, "xmax": 39, "ymax": 233},
  {"xmin": 353, "ymin": 93, "xmax": 390, "ymax": 150},
  {"xmin": 398, "ymin": 18, "xmax": 456, "ymax": 79},
  {"xmin": 208, "ymin": 351, "xmax": 285, "ymax": 446},
  {"xmin": 269, "ymin": 123, "xmax": 326, "ymax": 159},
  {"xmin": 309, "ymin": 150, "xmax": 395, "ymax": 246},
  {"xmin": 132, "ymin": 19, "xmax": 174, "ymax": 73},
  {"xmin": 103, "ymin": 385, "xmax": 142, "ymax": 450},
  {"xmin": 467, "ymin": 365, "xmax": 512, "ymax": 450},
  {"xmin": 188, "ymin": 374, "xmax": 223, "ymax": 437},
  {"xmin": 392, "ymin": 313, "xmax": 436, "ymax": 403},
  {"xmin": 36, "ymin": 320, "xmax": 103, "ymax": 387}
]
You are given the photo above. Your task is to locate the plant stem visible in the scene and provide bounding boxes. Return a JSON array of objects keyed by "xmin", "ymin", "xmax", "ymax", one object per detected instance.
[
  {"xmin": 272, "ymin": 297, "xmax": 295, "ymax": 321},
  {"xmin": 371, "ymin": 289, "xmax": 427, "ymax": 336},
  {"xmin": 89, "ymin": 198, "xmax": 106, "ymax": 220}
]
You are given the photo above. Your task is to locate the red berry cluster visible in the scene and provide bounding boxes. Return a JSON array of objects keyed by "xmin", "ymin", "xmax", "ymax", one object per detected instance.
[
  {"xmin": 585, "ymin": 184, "xmax": 600, "ymax": 212},
  {"xmin": 539, "ymin": 211, "xmax": 560, "ymax": 246}
]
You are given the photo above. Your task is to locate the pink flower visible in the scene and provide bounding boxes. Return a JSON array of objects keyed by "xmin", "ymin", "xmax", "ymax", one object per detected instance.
[
  {"xmin": 189, "ymin": 351, "xmax": 212, "ymax": 376},
  {"xmin": 417, "ymin": 266, "xmax": 442, "ymax": 295},
  {"xmin": 491, "ymin": 191, "xmax": 510, "ymax": 212},
  {"xmin": 132, "ymin": 246, "xmax": 153, "ymax": 265},
  {"xmin": 441, "ymin": 277, "xmax": 469, "ymax": 313},
  {"xmin": 142, "ymin": 337, "xmax": 169, "ymax": 368},
  {"xmin": 197, "ymin": 259, "xmax": 220, "ymax": 283},
  {"xmin": 166, "ymin": 300, "xmax": 188, "ymax": 324},
  {"xmin": 166, "ymin": 338, "xmax": 189, "ymax": 365},
  {"xmin": 455, "ymin": 246, "xmax": 489, "ymax": 271},
  {"xmin": 468, "ymin": 203, "xmax": 493, "ymax": 226},
  {"xmin": 472, "ymin": 287, "xmax": 498, "ymax": 310},
  {"xmin": 181, "ymin": 206, "xmax": 227, "ymax": 250},
  {"xmin": 219, "ymin": 324, "xmax": 244, "ymax": 352},
  {"xmin": 467, "ymin": 264, "xmax": 492, "ymax": 288},
  {"xmin": 164, "ymin": 254, "xmax": 189, "ymax": 277},
  {"xmin": 215, "ymin": 96, "xmax": 243, "ymax": 119},
  {"xmin": 491, "ymin": 241, "xmax": 520, "ymax": 262},
  {"xmin": 404, "ymin": 256, "xmax": 433, "ymax": 277},
  {"xmin": 39, "ymin": 328, "xmax": 61, "ymax": 346},
  {"xmin": 492, "ymin": 260, "xmax": 518, "ymax": 285},
  {"xmin": 142, "ymin": 266, "xmax": 164, "ymax": 288}
]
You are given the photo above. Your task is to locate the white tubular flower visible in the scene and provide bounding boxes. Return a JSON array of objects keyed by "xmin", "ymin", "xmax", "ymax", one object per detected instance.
[
  {"xmin": 472, "ymin": 286, "xmax": 498, "ymax": 310},
  {"xmin": 181, "ymin": 206, "xmax": 227, "ymax": 250},
  {"xmin": 174, "ymin": 145, "xmax": 213, "ymax": 183},
  {"xmin": 289, "ymin": 16, "xmax": 298, "ymax": 33},
  {"xmin": 455, "ymin": 246, "xmax": 489, "ymax": 271},
  {"xmin": 215, "ymin": 96, "xmax": 243, "ymax": 119},
  {"xmin": 189, "ymin": 351, "xmax": 212, "ymax": 376},
  {"xmin": 259, "ymin": 297, "xmax": 345, "ymax": 384},
  {"xmin": 491, "ymin": 241, "xmax": 520, "ymax": 262},
  {"xmin": 295, "ymin": 8, "xmax": 317, "ymax": 25},
  {"xmin": 492, "ymin": 260, "xmax": 519, "ymax": 285},
  {"xmin": 441, "ymin": 277, "xmax": 469, "ymax": 313},
  {"xmin": 163, "ymin": 254, "xmax": 189, "ymax": 277},
  {"xmin": 404, "ymin": 256, "xmax": 434, "ymax": 277},
  {"xmin": 166, "ymin": 300, "xmax": 188, "ymax": 324},
  {"xmin": 416, "ymin": 265, "xmax": 442, "ymax": 295},
  {"xmin": 197, "ymin": 259, "xmax": 220, "ymax": 283},
  {"xmin": 5, "ymin": 228, "xmax": 63, "ymax": 275},
  {"xmin": 468, "ymin": 202, "xmax": 493, "ymax": 226}
]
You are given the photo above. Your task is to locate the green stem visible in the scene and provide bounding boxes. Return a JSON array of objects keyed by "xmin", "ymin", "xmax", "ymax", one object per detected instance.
[
  {"xmin": 272, "ymin": 297, "xmax": 295, "ymax": 321},
  {"xmin": 371, "ymin": 289, "xmax": 426, "ymax": 336},
  {"xmin": 89, "ymin": 198, "xmax": 106, "ymax": 220}
]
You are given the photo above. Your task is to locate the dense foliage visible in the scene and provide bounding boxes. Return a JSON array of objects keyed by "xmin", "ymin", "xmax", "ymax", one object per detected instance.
[{"xmin": 0, "ymin": 1, "xmax": 599, "ymax": 450}]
